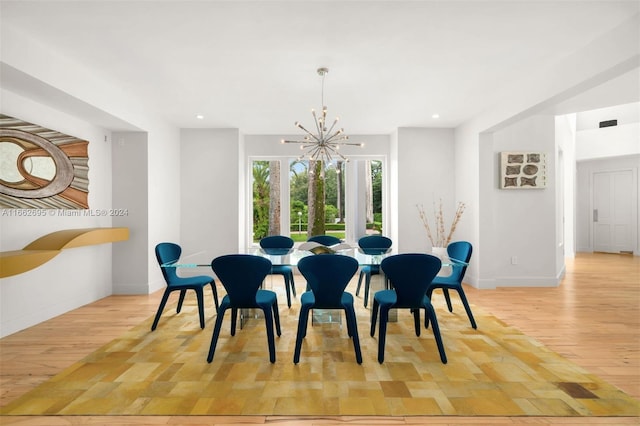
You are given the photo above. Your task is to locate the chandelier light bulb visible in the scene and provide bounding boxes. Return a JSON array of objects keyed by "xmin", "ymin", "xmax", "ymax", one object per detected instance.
[{"xmin": 280, "ymin": 67, "xmax": 364, "ymax": 165}]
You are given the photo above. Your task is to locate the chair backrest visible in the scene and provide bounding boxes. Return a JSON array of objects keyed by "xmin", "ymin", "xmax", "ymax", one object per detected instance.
[
  {"xmin": 260, "ymin": 235, "xmax": 294, "ymax": 255},
  {"xmin": 446, "ymin": 241, "xmax": 473, "ymax": 282},
  {"xmin": 155, "ymin": 242, "xmax": 182, "ymax": 284},
  {"xmin": 297, "ymin": 255, "xmax": 359, "ymax": 307},
  {"xmin": 211, "ymin": 254, "xmax": 272, "ymax": 305},
  {"xmin": 380, "ymin": 254, "xmax": 442, "ymax": 306},
  {"xmin": 307, "ymin": 235, "xmax": 341, "ymax": 246},
  {"xmin": 358, "ymin": 235, "xmax": 392, "ymax": 255}
]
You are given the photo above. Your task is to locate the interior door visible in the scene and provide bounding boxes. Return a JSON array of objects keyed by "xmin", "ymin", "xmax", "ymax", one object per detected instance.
[{"xmin": 593, "ymin": 169, "xmax": 635, "ymax": 253}]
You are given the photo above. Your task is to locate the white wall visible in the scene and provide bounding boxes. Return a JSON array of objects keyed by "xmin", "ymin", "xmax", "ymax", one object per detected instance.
[
  {"xmin": 146, "ymin": 125, "xmax": 182, "ymax": 293},
  {"xmin": 112, "ymin": 131, "xmax": 149, "ymax": 294},
  {"xmin": 576, "ymin": 102, "xmax": 639, "ymax": 130},
  {"xmin": 575, "ymin": 102, "xmax": 640, "ymax": 161},
  {"xmin": 0, "ymin": 91, "xmax": 115, "ymax": 337},
  {"xmin": 180, "ymin": 129, "xmax": 241, "ymax": 266},
  {"xmin": 396, "ymin": 128, "xmax": 456, "ymax": 253},
  {"xmin": 479, "ymin": 115, "xmax": 559, "ymax": 288},
  {"xmin": 555, "ymin": 114, "xmax": 577, "ymax": 258},
  {"xmin": 576, "ymin": 123, "xmax": 639, "ymax": 160}
]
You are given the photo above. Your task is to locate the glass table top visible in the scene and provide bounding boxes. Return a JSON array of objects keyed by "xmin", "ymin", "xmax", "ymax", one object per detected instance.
[{"xmin": 162, "ymin": 246, "xmax": 467, "ymax": 268}]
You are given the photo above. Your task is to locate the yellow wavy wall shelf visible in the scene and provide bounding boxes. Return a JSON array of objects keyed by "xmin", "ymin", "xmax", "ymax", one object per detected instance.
[{"xmin": 0, "ymin": 227, "xmax": 129, "ymax": 278}]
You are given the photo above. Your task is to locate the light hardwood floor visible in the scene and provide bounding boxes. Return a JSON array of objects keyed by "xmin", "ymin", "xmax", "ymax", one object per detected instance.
[{"xmin": 1, "ymin": 252, "xmax": 638, "ymax": 425}]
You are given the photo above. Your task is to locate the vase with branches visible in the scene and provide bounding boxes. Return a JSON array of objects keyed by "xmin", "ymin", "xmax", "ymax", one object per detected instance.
[{"xmin": 416, "ymin": 199, "xmax": 466, "ymax": 248}]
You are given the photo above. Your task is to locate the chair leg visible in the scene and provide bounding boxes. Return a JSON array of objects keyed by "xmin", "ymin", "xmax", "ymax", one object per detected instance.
[
  {"xmin": 151, "ymin": 289, "xmax": 172, "ymax": 331},
  {"xmin": 176, "ymin": 289, "xmax": 187, "ymax": 313},
  {"xmin": 209, "ymin": 281, "xmax": 219, "ymax": 312},
  {"xmin": 425, "ymin": 304, "xmax": 447, "ymax": 364},
  {"xmin": 207, "ymin": 306, "xmax": 226, "ymax": 363},
  {"xmin": 272, "ymin": 301, "xmax": 282, "ymax": 336},
  {"xmin": 293, "ymin": 305, "xmax": 311, "ymax": 364},
  {"xmin": 457, "ymin": 288, "xmax": 477, "ymax": 329},
  {"xmin": 230, "ymin": 308, "xmax": 238, "ymax": 336},
  {"xmin": 195, "ymin": 288, "xmax": 205, "ymax": 329},
  {"xmin": 363, "ymin": 273, "xmax": 372, "ymax": 308},
  {"xmin": 370, "ymin": 298, "xmax": 380, "ymax": 337},
  {"xmin": 262, "ymin": 307, "xmax": 277, "ymax": 363},
  {"xmin": 283, "ymin": 274, "xmax": 292, "ymax": 308},
  {"xmin": 345, "ymin": 306, "xmax": 362, "ymax": 364},
  {"xmin": 443, "ymin": 288, "xmax": 453, "ymax": 312},
  {"xmin": 412, "ymin": 308, "xmax": 421, "ymax": 336},
  {"xmin": 355, "ymin": 270, "xmax": 364, "ymax": 296},
  {"xmin": 425, "ymin": 309, "xmax": 431, "ymax": 329},
  {"xmin": 289, "ymin": 271, "xmax": 297, "ymax": 297},
  {"xmin": 342, "ymin": 302, "xmax": 354, "ymax": 338},
  {"xmin": 425, "ymin": 289, "xmax": 433, "ymax": 330},
  {"xmin": 377, "ymin": 306, "xmax": 390, "ymax": 363}
]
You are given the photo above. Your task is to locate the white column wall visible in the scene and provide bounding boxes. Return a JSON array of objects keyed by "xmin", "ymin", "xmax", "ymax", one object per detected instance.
[
  {"xmin": 481, "ymin": 115, "xmax": 559, "ymax": 288},
  {"xmin": 112, "ymin": 131, "xmax": 150, "ymax": 294},
  {"xmin": 555, "ymin": 114, "xmax": 577, "ymax": 259},
  {"xmin": 180, "ymin": 129, "xmax": 241, "ymax": 265},
  {"xmin": 396, "ymin": 128, "xmax": 456, "ymax": 254}
]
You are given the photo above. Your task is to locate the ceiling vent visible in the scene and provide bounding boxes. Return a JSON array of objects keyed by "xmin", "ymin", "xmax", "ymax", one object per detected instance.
[{"xmin": 599, "ymin": 119, "xmax": 617, "ymax": 128}]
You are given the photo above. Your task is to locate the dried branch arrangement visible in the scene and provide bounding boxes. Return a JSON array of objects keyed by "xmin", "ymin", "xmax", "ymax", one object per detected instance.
[{"xmin": 417, "ymin": 199, "xmax": 466, "ymax": 247}]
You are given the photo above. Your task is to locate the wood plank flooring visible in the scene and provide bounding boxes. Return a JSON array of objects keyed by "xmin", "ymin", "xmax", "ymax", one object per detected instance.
[{"xmin": 1, "ymin": 252, "xmax": 638, "ymax": 425}]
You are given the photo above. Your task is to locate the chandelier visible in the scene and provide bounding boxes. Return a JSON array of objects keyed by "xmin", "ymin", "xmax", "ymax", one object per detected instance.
[{"xmin": 281, "ymin": 67, "xmax": 363, "ymax": 164}]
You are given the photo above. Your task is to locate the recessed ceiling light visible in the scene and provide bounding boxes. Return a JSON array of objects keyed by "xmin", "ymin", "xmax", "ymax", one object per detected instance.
[
  {"xmin": 196, "ymin": 114, "xmax": 204, "ymax": 120},
  {"xmin": 432, "ymin": 113, "xmax": 440, "ymax": 119}
]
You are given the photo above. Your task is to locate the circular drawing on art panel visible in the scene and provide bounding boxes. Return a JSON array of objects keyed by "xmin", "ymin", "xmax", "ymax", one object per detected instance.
[{"xmin": 0, "ymin": 129, "xmax": 74, "ymax": 198}]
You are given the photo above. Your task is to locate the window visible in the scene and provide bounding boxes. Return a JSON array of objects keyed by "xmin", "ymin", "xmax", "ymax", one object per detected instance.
[{"xmin": 251, "ymin": 158, "xmax": 385, "ymax": 245}]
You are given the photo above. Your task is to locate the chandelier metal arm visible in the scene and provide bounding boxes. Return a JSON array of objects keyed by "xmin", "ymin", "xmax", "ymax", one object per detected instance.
[
  {"xmin": 281, "ymin": 67, "xmax": 363, "ymax": 165},
  {"xmin": 322, "ymin": 144, "xmax": 348, "ymax": 162},
  {"xmin": 310, "ymin": 110, "xmax": 323, "ymax": 138}
]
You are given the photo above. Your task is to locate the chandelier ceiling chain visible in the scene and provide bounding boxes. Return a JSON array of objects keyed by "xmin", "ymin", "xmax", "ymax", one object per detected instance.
[{"xmin": 281, "ymin": 67, "xmax": 363, "ymax": 165}]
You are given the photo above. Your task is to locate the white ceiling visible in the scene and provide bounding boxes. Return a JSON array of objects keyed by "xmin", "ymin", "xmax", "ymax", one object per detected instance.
[{"xmin": 1, "ymin": 1, "xmax": 639, "ymax": 134}]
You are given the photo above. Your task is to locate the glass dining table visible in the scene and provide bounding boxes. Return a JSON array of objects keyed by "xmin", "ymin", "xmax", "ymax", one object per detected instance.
[
  {"xmin": 162, "ymin": 245, "xmax": 465, "ymax": 325},
  {"xmin": 161, "ymin": 246, "xmax": 392, "ymax": 269}
]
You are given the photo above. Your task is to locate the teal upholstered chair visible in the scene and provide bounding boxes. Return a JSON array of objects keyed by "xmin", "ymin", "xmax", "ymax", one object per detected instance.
[
  {"xmin": 426, "ymin": 241, "xmax": 476, "ymax": 329},
  {"xmin": 152, "ymin": 242, "xmax": 219, "ymax": 331},
  {"xmin": 294, "ymin": 254, "xmax": 362, "ymax": 364},
  {"xmin": 355, "ymin": 235, "xmax": 392, "ymax": 307},
  {"xmin": 372, "ymin": 253, "xmax": 447, "ymax": 364},
  {"xmin": 207, "ymin": 254, "xmax": 281, "ymax": 363},
  {"xmin": 307, "ymin": 235, "xmax": 341, "ymax": 246},
  {"xmin": 259, "ymin": 235, "xmax": 297, "ymax": 308}
]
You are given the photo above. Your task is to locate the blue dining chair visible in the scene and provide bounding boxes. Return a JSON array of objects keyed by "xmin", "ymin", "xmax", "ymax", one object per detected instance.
[
  {"xmin": 371, "ymin": 253, "xmax": 447, "ymax": 364},
  {"xmin": 307, "ymin": 235, "xmax": 341, "ymax": 246},
  {"xmin": 355, "ymin": 235, "xmax": 392, "ymax": 307},
  {"xmin": 259, "ymin": 235, "xmax": 296, "ymax": 308},
  {"xmin": 152, "ymin": 242, "xmax": 219, "ymax": 331},
  {"xmin": 207, "ymin": 254, "xmax": 281, "ymax": 363},
  {"xmin": 426, "ymin": 241, "xmax": 476, "ymax": 329},
  {"xmin": 294, "ymin": 254, "xmax": 362, "ymax": 364}
]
